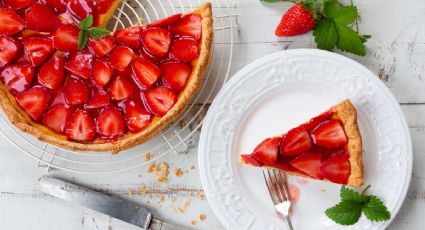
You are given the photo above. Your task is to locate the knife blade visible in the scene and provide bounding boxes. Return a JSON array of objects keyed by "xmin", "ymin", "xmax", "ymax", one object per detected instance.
[{"xmin": 38, "ymin": 176, "xmax": 185, "ymax": 230}]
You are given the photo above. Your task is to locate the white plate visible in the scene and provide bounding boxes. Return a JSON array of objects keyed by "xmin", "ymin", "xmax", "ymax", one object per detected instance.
[{"xmin": 198, "ymin": 49, "xmax": 412, "ymax": 230}]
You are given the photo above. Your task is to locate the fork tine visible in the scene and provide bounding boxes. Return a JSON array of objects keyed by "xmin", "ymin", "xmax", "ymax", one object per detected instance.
[
  {"xmin": 271, "ymin": 169, "xmax": 286, "ymax": 202},
  {"xmin": 277, "ymin": 171, "xmax": 291, "ymax": 200},
  {"xmin": 262, "ymin": 170, "xmax": 278, "ymax": 204}
]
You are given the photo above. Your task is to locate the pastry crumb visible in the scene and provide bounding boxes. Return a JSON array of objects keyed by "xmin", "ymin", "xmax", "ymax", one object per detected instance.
[
  {"xmin": 127, "ymin": 189, "xmax": 133, "ymax": 196},
  {"xmin": 320, "ymin": 188, "xmax": 326, "ymax": 192},
  {"xmin": 199, "ymin": 214, "xmax": 206, "ymax": 221},
  {"xmin": 147, "ymin": 163, "xmax": 156, "ymax": 173},
  {"xmin": 155, "ymin": 162, "xmax": 169, "ymax": 183},
  {"xmin": 159, "ymin": 195, "xmax": 165, "ymax": 203},
  {"xmin": 190, "ymin": 165, "xmax": 196, "ymax": 170},
  {"xmin": 144, "ymin": 152, "xmax": 153, "ymax": 162},
  {"xmin": 171, "ymin": 199, "xmax": 192, "ymax": 214},
  {"xmin": 191, "ymin": 220, "xmax": 197, "ymax": 225},
  {"xmin": 196, "ymin": 192, "xmax": 206, "ymax": 201},
  {"xmin": 138, "ymin": 184, "xmax": 147, "ymax": 195},
  {"xmin": 175, "ymin": 168, "xmax": 184, "ymax": 177},
  {"xmin": 171, "ymin": 197, "xmax": 177, "ymax": 203}
]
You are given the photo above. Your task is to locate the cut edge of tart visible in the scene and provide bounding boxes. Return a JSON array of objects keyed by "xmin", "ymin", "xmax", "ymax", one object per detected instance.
[
  {"xmin": 0, "ymin": 2, "xmax": 213, "ymax": 153},
  {"xmin": 240, "ymin": 99, "xmax": 364, "ymax": 187}
]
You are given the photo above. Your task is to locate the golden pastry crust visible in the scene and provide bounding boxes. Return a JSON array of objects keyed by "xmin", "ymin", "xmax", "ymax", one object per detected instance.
[{"xmin": 0, "ymin": 3, "xmax": 213, "ymax": 153}]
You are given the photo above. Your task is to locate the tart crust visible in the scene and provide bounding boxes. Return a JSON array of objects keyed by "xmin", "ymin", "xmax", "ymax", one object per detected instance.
[
  {"xmin": 240, "ymin": 99, "xmax": 364, "ymax": 187},
  {"xmin": 0, "ymin": 2, "xmax": 213, "ymax": 153}
]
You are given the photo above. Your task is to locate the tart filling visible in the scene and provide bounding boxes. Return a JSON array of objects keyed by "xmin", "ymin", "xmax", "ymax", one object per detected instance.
[
  {"xmin": 0, "ymin": 1, "xmax": 213, "ymax": 152},
  {"xmin": 241, "ymin": 99, "xmax": 363, "ymax": 186}
]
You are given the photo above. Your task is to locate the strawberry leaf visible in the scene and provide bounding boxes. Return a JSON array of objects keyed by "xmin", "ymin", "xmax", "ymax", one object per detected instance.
[
  {"xmin": 326, "ymin": 5, "xmax": 357, "ymax": 25},
  {"xmin": 362, "ymin": 196, "xmax": 391, "ymax": 222},
  {"xmin": 340, "ymin": 186, "xmax": 364, "ymax": 202},
  {"xmin": 87, "ymin": 27, "xmax": 111, "ymax": 39},
  {"xmin": 325, "ymin": 200, "xmax": 362, "ymax": 225},
  {"xmin": 335, "ymin": 23, "xmax": 365, "ymax": 56},
  {"xmin": 313, "ymin": 18, "xmax": 337, "ymax": 50}
]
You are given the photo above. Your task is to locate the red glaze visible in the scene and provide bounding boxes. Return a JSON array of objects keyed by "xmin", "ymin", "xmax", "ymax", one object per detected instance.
[{"xmin": 0, "ymin": 35, "xmax": 20, "ymax": 68}]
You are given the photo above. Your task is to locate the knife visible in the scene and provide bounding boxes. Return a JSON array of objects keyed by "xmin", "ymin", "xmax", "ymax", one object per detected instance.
[{"xmin": 38, "ymin": 176, "xmax": 185, "ymax": 230}]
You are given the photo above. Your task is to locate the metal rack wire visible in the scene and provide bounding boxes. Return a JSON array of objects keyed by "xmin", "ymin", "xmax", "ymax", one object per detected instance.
[{"xmin": 0, "ymin": 0, "xmax": 238, "ymax": 173}]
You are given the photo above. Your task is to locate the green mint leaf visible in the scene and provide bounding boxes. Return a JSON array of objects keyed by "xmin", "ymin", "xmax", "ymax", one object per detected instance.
[
  {"xmin": 78, "ymin": 30, "xmax": 88, "ymax": 50},
  {"xmin": 325, "ymin": 5, "xmax": 357, "ymax": 25},
  {"xmin": 325, "ymin": 200, "xmax": 362, "ymax": 225},
  {"xmin": 79, "ymin": 15, "xmax": 93, "ymax": 29},
  {"xmin": 340, "ymin": 186, "xmax": 365, "ymax": 202},
  {"xmin": 335, "ymin": 23, "xmax": 366, "ymax": 56},
  {"xmin": 362, "ymin": 196, "xmax": 391, "ymax": 222},
  {"xmin": 313, "ymin": 18, "xmax": 338, "ymax": 50},
  {"xmin": 87, "ymin": 27, "xmax": 111, "ymax": 39}
]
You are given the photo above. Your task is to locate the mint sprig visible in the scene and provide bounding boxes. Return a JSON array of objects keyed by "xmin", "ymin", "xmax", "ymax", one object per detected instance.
[
  {"xmin": 78, "ymin": 15, "xmax": 111, "ymax": 50},
  {"xmin": 325, "ymin": 185, "xmax": 391, "ymax": 225}
]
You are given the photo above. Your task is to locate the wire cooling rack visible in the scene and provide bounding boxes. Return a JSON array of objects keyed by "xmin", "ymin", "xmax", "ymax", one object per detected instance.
[{"xmin": 0, "ymin": 0, "xmax": 238, "ymax": 173}]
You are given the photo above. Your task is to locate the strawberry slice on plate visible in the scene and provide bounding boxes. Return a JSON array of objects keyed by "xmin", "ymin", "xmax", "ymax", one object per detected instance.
[
  {"xmin": 23, "ymin": 37, "xmax": 55, "ymax": 66},
  {"xmin": 65, "ymin": 52, "xmax": 93, "ymax": 79},
  {"xmin": 0, "ymin": 8, "xmax": 25, "ymax": 35},
  {"xmin": 86, "ymin": 87, "xmax": 110, "ymax": 109},
  {"xmin": 107, "ymin": 75, "xmax": 135, "ymax": 101},
  {"xmin": 0, "ymin": 35, "xmax": 20, "ymax": 68},
  {"xmin": 170, "ymin": 14, "xmax": 202, "ymax": 40},
  {"xmin": 114, "ymin": 27, "xmax": 141, "ymax": 49},
  {"xmin": 280, "ymin": 126, "xmax": 312, "ymax": 156},
  {"xmin": 91, "ymin": 59, "xmax": 114, "ymax": 87},
  {"xmin": 96, "ymin": 106, "xmax": 126, "ymax": 140},
  {"xmin": 161, "ymin": 62, "xmax": 192, "ymax": 92},
  {"xmin": 0, "ymin": 64, "xmax": 34, "ymax": 94},
  {"xmin": 130, "ymin": 57, "xmax": 161, "ymax": 89},
  {"xmin": 65, "ymin": 109, "xmax": 96, "ymax": 142},
  {"xmin": 240, "ymin": 154, "xmax": 263, "ymax": 167},
  {"xmin": 107, "ymin": 46, "xmax": 134, "ymax": 71},
  {"xmin": 311, "ymin": 120, "xmax": 348, "ymax": 148},
  {"xmin": 148, "ymin": 14, "xmax": 182, "ymax": 27},
  {"xmin": 141, "ymin": 27, "xmax": 172, "ymax": 57},
  {"xmin": 289, "ymin": 152, "xmax": 323, "ymax": 179},
  {"xmin": 42, "ymin": 104, "xmax": 72, "ymax": 134},
  {"xmin": 16, "ymin": 86, "xmax": 51, "ymax": 120},
  {"xmin": 320, "ymin": 152, "xmax": 350, "ymax": 184},
  {"xmin": 170, "ymin": 38, "xmax": 200, "ymax": 62},
  {"xmin": 38, "ymin": 55, "xmax": 65, "ymax": 90},
  {"xmin": 53, "ymin": 24, "xmax": 79, "ymax": 52},
  {"xmin": 24, "ymin": 2, "xmax": 60, "ymax": 32},
  {"xmin": 121, "ymin": 99, "xmax": 152, "ymax": 132},
  {"xmin": 251, "ymin": 137, "xmax": 280, "ymax": 165},
  {"xmin": 143, "ymin": 87, "xmax": 177, "ymax": 117},
  {"xmin": 4, "ymin": 0, "xmax": 34, "ymax": 10},
  {"xmin": 88, "ymin": 36, "xmax": 116, "ymax": 58},
  {"xmin": 64, "ymin": 78, "xmax": 89, "ymax": 105}
]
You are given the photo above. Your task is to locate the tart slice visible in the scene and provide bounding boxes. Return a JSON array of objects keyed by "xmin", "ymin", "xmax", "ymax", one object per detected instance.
[
  {"xmin": 240, "ymin": 99, "xmax": 363, "ymax": 186},
  {"xmin": 0, "ymin": 1, "xmax": 213, "ymax": 153}
]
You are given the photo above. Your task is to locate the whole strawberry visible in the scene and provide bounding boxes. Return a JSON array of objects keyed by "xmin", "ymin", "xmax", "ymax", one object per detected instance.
[{"xmin": 275, "ymin": 4, "xmax": 315, "ymax": 37}]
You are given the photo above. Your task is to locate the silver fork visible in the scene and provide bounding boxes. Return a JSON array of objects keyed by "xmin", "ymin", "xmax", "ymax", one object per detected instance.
[{"xmin": 262, "ymin": 169, "xmax": 294, "ymax": 230}]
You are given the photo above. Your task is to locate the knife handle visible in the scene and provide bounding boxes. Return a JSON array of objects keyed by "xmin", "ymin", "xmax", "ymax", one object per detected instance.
[{"xmin": 149, "ymin": 218, "xmax": 187, "ymax": 230}]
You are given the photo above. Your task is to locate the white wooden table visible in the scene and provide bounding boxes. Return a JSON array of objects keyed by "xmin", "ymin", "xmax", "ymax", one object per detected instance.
[{"xmin": 1, "ymin": 0, "xmax": 424, "ymax": 229}]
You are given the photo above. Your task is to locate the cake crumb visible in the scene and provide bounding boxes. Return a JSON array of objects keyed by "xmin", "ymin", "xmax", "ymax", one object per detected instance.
[
  {"xmin": 320, "ymin": 188, "xmax": 326, "ymax": 192},
  {"xmin": 191, "ymin": 220, "xmax": 197, "ymax": 225},
  {"xmin": 175, "ymin": 168, "xmax": 184, "ymax": 177},
  {"xmin": 199, "ymin": 214, "xmax": 206, "ymax": 221},
  {"xmin": 171, "ymin": 197, "xmax": 177, "ymax": 203},
  {"xmin": 196, "ymin": 192, "xmax": 206, "ymax": 201},
  {"xmin": 155, "ymin": 162, "xmax": 169, "ymax": 183},
  {"xmin": 138, "ymin": 184, "xmax": 147, "ymax": 195},
  {"xmin": 144, "ymin": 152, "xmax": 153, "ymax": 162},
  {"xmin": 127, "ymin": 189, "xmax": 133, "ymax": 196},
  {"xmin": 159, "ymin": 195, "xmax": 165, "ymax": 203},
  {"xmin": 190, "ymin": 165, "xmax": 196, "ymax": 170},
  {"xmin": 147, "ymin": 163, "xmax": 156, "ymax": 173},
  {"xmin": 171, "ymin": 199, "xmax": 192, "ymax": 214}
]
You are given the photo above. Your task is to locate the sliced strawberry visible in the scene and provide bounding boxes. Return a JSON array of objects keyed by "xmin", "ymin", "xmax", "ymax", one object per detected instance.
[
  {"xmin": 0, "ymin": 8, "xmax": 25, "ymax": 35},
  {"xmin": 38, "ymin": 55, "xmax": 65, "ymax": 90},
  {"xmin": 16, "ymin": 86, "xmax": 51, "ymax": 120},
  {"xmin": 121, "ymin": 99, "xmax": 151, "ymax": 132},
  {"xmin": 149, "ymin": 14, "xmax": 182, "ymax": 27},
  {"xmin": 280, "ymin": 127, "xmax": 312, "ymax": 156},
  {"xmin": 320, "ymin": 152, "xmax": 350, "ymax": 184},
  {"xmin": 44, "ymin": 0, "xmax": 67, "ymax": 13},
  {"xmin": 141, "ymin": 27, "xmax": 172, "ymax": 57},
  {"xmin": 86, "ymin": 87, "xmax": 110, "ymax": 109},
  {"xmin": 107, "ymin": 46, "xmax": 134, "ymax": 71},
  {"xmin": 64, "ymin": 52, "xmax": 93, "ymax": 79},
  {"xmin": 0, "ymin": 35, "xmax": 20, "ymax": 68},
  {"xmin": 143, "ymin": 87, "xmax": 177, "ymax": 117},
  {"xmin": 114, "ymin": 27, "xmax": 141, "ymax": 49},
  {"xmin": 25, "ymin": 3, "xmax": 60, "ymax": 32},
  {"xmin": 65, "ymin": 109, "xmax": 96, "ymax": 142},
  {"xmin": 91, "ymin": 59, "xmax": 114, "ymax": 87},
  {"xmin": 41, "ymin": 104, "xmax": 72, "ymax": 134},
  {"xmin": 305, "ymin": 110, "xmax": 334, "ymax": 132},
  {"xmin": 49, "ymin": 87, "xmax": 66, "ymax": 107},
  {"xmin": 0, "ymin": 64, "xmax": 34, "ymax": 94},
  {"xmin": 93, "ymin": 0, "xmax": 116, "ymax": 14},
  {"xmin": 96, "ymin": 106, "xmax": 126, "ymax": 140},
  {"xmin": 107, "ymin": 75, "xmax": 135, "ymax": 100},
  {"xmin": 311, "ymin": 120, "xmax": 348, "ymax": 148},
  {"xmin": 130, "ymin": 57, "xmax": 161, "ymax": 89},
  {"xmin": 4, "ymin": 0, "xmax": 33, "ymax": 10},
  {"xmin": 53, "ymin": 24, "xmax": 79, "ymax": 52},
  {"xmin": 161, "ymin": 62, "xmax": 192, "ymax": 92},
  {"xmin": 23, "ymin": 37, "xmax": 54, "ymax": 66},
  {"xmin": 64, "ymin": 78, "xmax": 89, "ymax": 105},
  {"xmin": 289, "ymin": 152, "xmax": 323, "ymax": 179},
  {"xmin": 66, "ymin": 0, "xmax": 93, "ymax": 23},
  {"xmin": 251, "ymin": 137, "xmax": 280, "ymax": 165},
  {"xmin": 88, "ymin": 36, "xmax": 116, "ymax": 58},
  {"xmin": 170, "ymin": 14, "xmax": 202, "ymax": 40},
  {"xmin": 240, "ymin": 154, "xmax": 263, "ymax": 167},
  {"xmin": 170, "ymin": 38, "xmax": 199, "ymax": 62}
]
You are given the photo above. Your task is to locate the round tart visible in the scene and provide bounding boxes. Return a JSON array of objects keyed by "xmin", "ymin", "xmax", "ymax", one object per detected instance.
[{"xmin": 0, "ymin": 1, "xmax": 213, "ymax": 153}]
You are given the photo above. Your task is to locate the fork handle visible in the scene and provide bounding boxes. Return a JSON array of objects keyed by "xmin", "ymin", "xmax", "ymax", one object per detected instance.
[{"xmin": 283, "ymin": 215, "xmax": 294, "ymax": 230}]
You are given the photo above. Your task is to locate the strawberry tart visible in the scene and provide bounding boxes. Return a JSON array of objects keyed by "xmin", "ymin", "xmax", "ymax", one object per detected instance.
[
  {"xmin": 241, "ymin": 99, "xmax": 364, "ymax": 186},
  {"xmin": 0, "ymin": 0, "xmax": 213, "ymax": 153}
]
